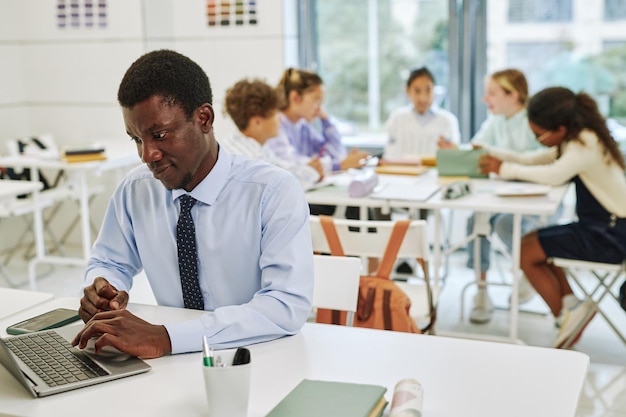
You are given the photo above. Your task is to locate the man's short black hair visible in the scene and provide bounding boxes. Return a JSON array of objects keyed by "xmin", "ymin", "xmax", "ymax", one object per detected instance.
[{"xmin": 117, "ymin": 49, "xmax": 212, "ymax": 119}]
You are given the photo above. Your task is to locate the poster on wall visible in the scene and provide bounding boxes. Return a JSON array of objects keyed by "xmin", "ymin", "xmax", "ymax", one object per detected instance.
[
  {"xmin": 57, "ymin": 0, "xmax": 107, "ymax": 29},
  {"xmin": 206, "ymin": 0, "xmax": 258, "ymax": 27}
]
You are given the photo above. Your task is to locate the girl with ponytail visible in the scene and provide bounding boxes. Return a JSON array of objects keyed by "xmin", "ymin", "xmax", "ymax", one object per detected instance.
[{"xmin": 479, "ymin": 86, "xmax": 626, "ymax": 349}]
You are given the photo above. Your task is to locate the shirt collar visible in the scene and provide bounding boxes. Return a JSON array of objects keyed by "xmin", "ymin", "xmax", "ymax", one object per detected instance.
[
  {"xmin": 412, "ymin": 106, "xmax": 437, "ymax": 116},
  {"xmin": 172, "ymin": 145, "xmax": 233, "ymax": 206}
]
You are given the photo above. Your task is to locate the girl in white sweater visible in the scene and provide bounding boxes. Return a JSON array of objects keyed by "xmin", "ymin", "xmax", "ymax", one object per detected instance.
[{"xmin": 479, "ymin": 86, "xmax": 626, "ymax": 349}]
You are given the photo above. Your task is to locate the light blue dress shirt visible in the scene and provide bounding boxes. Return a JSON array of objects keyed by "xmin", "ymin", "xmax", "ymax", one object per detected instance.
[{"xmin": 84, "ymin": 147, "xmax": 314, "ymax": 354}]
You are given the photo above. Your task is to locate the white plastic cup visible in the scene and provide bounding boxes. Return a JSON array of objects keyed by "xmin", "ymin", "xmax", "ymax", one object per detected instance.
[{"xmin": 203, "ymin": 348, "xmax": 252, "ymax": 417}]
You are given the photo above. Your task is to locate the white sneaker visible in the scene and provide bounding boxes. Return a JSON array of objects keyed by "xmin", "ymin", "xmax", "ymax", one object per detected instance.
[
  {"xmin": 553, "ymin": 300, "xmax": 596, "ymax": 349},
  {"xmin": 470, "ymin": 288, "xmax": 494, "ymax": 324},
  {"xmin": 508, "ymin": 275, "xmax": 536, "ymax": 305},
  {"xmin": 555, "ymin": 295, "xmax": 580, "ymax": 329}
]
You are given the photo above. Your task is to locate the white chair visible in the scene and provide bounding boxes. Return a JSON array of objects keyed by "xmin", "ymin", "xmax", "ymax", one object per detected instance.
[
  {"xmin": 313, "ymin": 254, "xmax": 361, "ymax": 326},
  {"xmin": 309, "ymin": 215, "xmax": 437, "ymax": 333},
  {"xmin": 549, "ymin": 257, "xmax": 626, "ymax": 346}
]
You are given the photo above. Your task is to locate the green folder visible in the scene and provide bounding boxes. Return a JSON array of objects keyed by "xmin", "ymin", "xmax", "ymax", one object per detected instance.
[
  {"xmin": 436, "ymin": 148, "xmax": 488, "ymax": 178},
  {"xmin": 266, "ymin": 379, "xmax": 388, "ymax": 417}
]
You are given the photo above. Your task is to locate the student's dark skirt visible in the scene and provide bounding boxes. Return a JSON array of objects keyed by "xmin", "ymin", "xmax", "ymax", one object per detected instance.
[{"xmin": 538, "ymin": 220, "xmax": 626, "ymax": 264}]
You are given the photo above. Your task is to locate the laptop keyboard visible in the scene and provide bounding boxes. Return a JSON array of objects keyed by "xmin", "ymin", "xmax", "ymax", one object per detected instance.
[{"xmin": 5, "ymin": 331, "xmax": 108, "ymax": 387}]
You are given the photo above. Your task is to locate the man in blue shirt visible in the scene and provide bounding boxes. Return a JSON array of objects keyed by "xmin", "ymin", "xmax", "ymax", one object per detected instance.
[{"xmin": 71, "ymin": 50, "xmax": 314, "ymax": 358}]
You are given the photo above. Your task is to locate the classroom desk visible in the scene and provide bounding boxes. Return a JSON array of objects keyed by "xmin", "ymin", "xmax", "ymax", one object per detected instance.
[
  {"xmin": 0, "ymin": 143, "xmax": 140, "ymax": 289},
  {"xmin": 419, "ymin": 178, "xmax": 568, "ymax": 342},
  {"xmin": 306, "ymin": 170, "xmax": 569, "ymax": 343},
  {"xmin": 0, "ymin": 180, "xmax": 45, "ymax": 286},
  {"xmin": 0, "ymin": 297, "xmax": 589, "ymax": 417}
]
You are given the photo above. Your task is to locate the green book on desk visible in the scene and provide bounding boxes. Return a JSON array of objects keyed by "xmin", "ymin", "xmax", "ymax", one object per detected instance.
[{"xmin": 266, "ymin": 379, "xmax": 388, "ymax": 417}]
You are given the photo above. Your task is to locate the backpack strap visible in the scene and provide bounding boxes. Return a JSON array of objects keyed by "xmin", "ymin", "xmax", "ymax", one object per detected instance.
[
  {"xmin": 376, "ymin": 219, "xmax": 411, "ymax": 279},
  {"xmin": 382, "ymin": 289, "xmax": 393, "ymax": 330},
  {"xmin": 319, "ymin": 215, "xmax": 345, "ymax": 256}
]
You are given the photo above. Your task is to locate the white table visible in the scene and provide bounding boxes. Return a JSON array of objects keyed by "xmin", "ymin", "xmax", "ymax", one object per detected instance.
[
  {"xmin": 0, "ymin": 288, "xmax": 54, "ymax": 320},
  {"xmin": 0, "ymin": 297, "xmax": 589, "ymax": 417},
  {"xmin": 306, "ymin": 170, "xmax": 569, "ymax": 343},
  {"xmin": 0, "ymin": 142, "xmax": 140, "ymax": 289},
  {"xmin": 419, "ymin": 178, "xmax": 568, "ymax": 342}
]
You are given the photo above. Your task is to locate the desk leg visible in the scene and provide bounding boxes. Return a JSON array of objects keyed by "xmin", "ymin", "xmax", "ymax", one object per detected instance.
[
  {"xmin": 509, "ymin": 213, "xmax": 522, "ymax": 342},
  {"xmin": 78, "ymin": 174, "xmax": 91, "ymax": 260},
  {"xmin": 432, "ymin": 209, "xmax": 441, "ymax": 289}
]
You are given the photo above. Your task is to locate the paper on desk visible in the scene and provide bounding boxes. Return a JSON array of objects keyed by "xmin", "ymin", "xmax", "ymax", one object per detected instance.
[{"xmin": 493, "ymin": 183, "xmax": 550, "ymax": 197}]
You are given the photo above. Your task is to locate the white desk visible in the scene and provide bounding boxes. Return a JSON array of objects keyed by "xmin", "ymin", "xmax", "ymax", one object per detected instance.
[
  {"xmin": 306, "ymin": 171, "xmax": 569, "ymax": 343},
  {"xmin": 419, "ymin": 178, "xmax": 568, "ymax": 342},
  {"xmin": 0, "ymin": 143, "xmax": 140, "ymax": 289},
  {"xmin": 0, "ymin": 288, "xmax": 53, "ymax": 320},
  {"xmin": 0, "ymin": 297, "xmax": 588, "ymax": 417}
]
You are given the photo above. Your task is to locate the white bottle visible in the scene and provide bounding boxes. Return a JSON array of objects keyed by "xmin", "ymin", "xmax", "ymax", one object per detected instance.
[{"xmin": 389, "ymin": 378, "xmax": 424, "ymax": 417}]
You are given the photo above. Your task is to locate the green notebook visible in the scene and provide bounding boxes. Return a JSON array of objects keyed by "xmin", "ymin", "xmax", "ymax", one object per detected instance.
[
  {"xmin": 436, "ymin": 148, "xmax": 488, "ymax": 178},
  {"xmin": 266, "ymin": 379, "xmax": 388, "ymax": 417}
]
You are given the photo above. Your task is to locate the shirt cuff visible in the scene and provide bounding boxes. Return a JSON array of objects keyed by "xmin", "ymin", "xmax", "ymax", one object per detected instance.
[{"xmin": 164, "ymin": 319, "xmax": 205, "ymax": 354}]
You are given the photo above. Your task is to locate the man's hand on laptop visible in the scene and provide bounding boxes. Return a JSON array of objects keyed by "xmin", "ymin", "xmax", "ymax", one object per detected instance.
[
  {"xmin": 71, "ymin": 309, "xmax": 172, "ymax": 359},
  {"xmin": 78, "ymin": 277, "xmax": 129, "ymax": 322}
]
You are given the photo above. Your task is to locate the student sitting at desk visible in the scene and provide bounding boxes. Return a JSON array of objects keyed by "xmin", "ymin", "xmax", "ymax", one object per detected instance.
[
  {"xmin": 466, "ymin": 68, "xmax": 546, "ymax": 324},
  {"xmin": 275, "ymin": 67, "xmax": 369, "ymax": 218},
  {"xmin": 479, "ymin": 86, "xmax": 626, "ymax": 349},
  {"xmin": 71, "ymin": 50, "xmax": 314, "ymax": 358},
  {"xmin": 384, "ymin": 66, "xmax": 460, "ymax": 158},
  {"xmin": 222, "ymin": 78, "xmax": 324, "ymax": 190},
  {"xmin": 276, "ymin": 67, "xmax": 369, "ymax": 174}
]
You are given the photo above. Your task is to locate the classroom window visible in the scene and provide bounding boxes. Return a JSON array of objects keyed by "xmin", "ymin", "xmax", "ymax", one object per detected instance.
[
  {"xmin": 605, "ymin": 0, "xmax": 626, "ymax": 21},
  {"xmin": 507, "ymin": 0, "xmax": 572, "ymax": 23},
  {"xmin": 301, "ymin": 0, "xmax": 626, "ymax": 143},
  {"xmin": 303, "ymin": 0, "xmax": 451, "ymax": 136},
  {"xmin": 487, "ymin": 0, "xmax": 626, "ymax": 130}
]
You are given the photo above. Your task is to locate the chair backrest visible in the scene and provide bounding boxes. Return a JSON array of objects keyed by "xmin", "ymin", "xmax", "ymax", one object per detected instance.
[
  {"xmin": 313, "ymin": 255, "xmax": 361, "ymax": 326},
  {"xmin": 309, "ymin": 216, "xmax": 429, "ymax": 262},
  {"xmin": 310, "ymin": 215, "xmax": 436, "ymax": 333}
]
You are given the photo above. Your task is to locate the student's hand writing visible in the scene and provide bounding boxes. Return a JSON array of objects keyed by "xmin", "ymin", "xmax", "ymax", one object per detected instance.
[
  {"xmin": 308, "ymin": 157, "xmax": 325, "ymax": 180},
  {"xmin": 478, "ymin": 154, "xmax": 502, "ymax": 174},
  {"xmin": 71, "ymin": 309, "xmax": 171, "ymax": 359},
  {"xmin": 341, "ymin": 148, "xmax": 370, "ymax": 170},
  {"xmin": 78, "ymin": 277, "xmax": 128, "ymax": 323},
  {"xmin": 437, "ymin": 135, "xmax": 457, "ymax": 149}
]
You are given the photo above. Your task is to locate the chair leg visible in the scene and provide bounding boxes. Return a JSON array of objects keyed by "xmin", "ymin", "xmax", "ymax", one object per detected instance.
[{"xmin": 565, "ymin": 268, "xmax": 626, "ymax": 346}]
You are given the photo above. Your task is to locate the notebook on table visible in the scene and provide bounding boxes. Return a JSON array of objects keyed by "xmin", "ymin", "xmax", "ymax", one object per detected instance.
[
  {"xmin": 436, "ymin": 148, "xmax": 488, "ymax": 178},
  {"xmin": 266, "ymin": 378, "xmax": 388, "ymax": 417},
  {"xmin": 0, "ymin": 325, "xmax": 151, "ymax": 397}
]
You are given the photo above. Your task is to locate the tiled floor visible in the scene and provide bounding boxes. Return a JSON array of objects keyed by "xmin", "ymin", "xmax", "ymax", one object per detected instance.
[{"xmin": 1, "ymin": 249, "xmax": 625, "ymax": 416}]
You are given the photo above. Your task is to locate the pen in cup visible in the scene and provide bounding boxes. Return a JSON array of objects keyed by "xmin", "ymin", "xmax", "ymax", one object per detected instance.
[{"xmin": 202, "ymin": 335, "xmax": 214, "ymax": 367}]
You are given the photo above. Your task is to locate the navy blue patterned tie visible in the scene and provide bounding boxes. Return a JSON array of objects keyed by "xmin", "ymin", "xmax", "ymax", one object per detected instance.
[{"xmin": 177, "ymin": 195, "xmax": 204, "ymax": 310}]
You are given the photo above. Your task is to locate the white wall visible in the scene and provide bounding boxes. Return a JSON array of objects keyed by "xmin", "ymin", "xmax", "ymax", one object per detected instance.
[
  {"xmin": 0, "ymin": 0, "xmax": 297, "ymax": 144},
  {"xmin": 0, "ymin": 0, "xmax": 298, "ymax": 253}
]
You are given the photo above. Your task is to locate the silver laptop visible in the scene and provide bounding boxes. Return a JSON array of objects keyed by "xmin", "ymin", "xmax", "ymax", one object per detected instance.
[{"xmin": 0, "ymin": 325, "xmax": 151, "ymax": 397}]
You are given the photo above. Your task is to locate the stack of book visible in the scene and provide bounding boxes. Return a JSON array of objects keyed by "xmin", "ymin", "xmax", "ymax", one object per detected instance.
[{"xmin": 62, "ymin": 145, "xmax": 106, "ymax": 163}]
